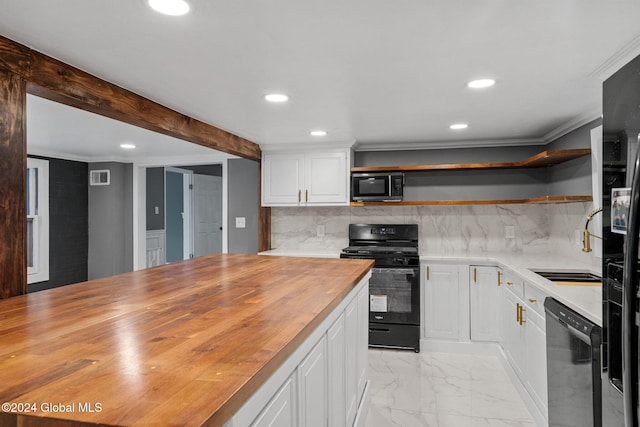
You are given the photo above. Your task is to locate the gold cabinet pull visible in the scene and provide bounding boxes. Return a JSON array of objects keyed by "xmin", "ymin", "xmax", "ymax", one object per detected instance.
[
  {"xmin": 507, "ymin": 281, "xmax": 513, "ymax": 286},
  {"xmin": 298, "ymin": 189, "xmax": 301, "ymax": 203},
  {"xmin": 473, "ymin": 267, "xmax": 477, "ymax": 283},
  {"xmin": 519, "ymin": 305, "xmax": 526, "ymax": 325},
  {"xmin": 516, "ymin": 303, "xmax": 520, "ymax": 323},
  {"xmin": 529, "ymin": 298, "xmax": 537, "ymax": 303},
  {"xmin": 497, "ymin": 271, "xmax": 502, "ymax": 286},
  {"xmin": 305, "ymin": 189, "xmax": 309, "ymax": 202},
  {"xmin": 426, "ymin": 266, "xmax": 430, "ymax": 281}
]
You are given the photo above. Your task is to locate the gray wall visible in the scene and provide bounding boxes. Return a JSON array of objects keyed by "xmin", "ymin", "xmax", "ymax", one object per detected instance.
[
  {"xmin": 548, "ymin": 118, "xmax": 601, "ymax": 196},
  {"xmin": 228, "ymin": 158, "xmax": 259, "ymax": 254},
  {"xmin": 355, "ymin": 121, "xmax": 599, "ymax": 201},
  {"xmin": 88, "ymin": 162, "xmax": 133, "ymax": 280},
  {"xmin": 146, "ymin": 167, "xmax": 165, "ymax": 231}
]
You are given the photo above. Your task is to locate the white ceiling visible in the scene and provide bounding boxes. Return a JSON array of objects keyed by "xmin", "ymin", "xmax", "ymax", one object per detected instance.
[{"xmin": 3, "ymin": 0, "xmax": 640, "ymax": 157}]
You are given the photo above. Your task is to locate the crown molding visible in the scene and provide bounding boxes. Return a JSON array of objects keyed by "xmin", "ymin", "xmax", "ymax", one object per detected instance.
[
  {"xmin": 542, "ymin": 110, "xmax": 602, "ymax": 143},
  {"xmin": 590, "ymin": 32, "xmax": 640, "ymax": 80},
  {"xmin": 352, "ymin": 137, "xmax": 546, "ymax": 152}
]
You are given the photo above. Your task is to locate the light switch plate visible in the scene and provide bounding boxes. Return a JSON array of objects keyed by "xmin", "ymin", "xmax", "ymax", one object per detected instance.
[{"xmin": 235, "ymin": 217, "xmax": 246, "ymax": 228}]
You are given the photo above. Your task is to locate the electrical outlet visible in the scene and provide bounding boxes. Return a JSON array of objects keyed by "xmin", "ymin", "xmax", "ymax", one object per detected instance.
[
  {"xmin": 505, "ymin": 226, "xmax": 515, "ymax": 239},
  {"xmin": 575, "ymin": 229, "xmax": 582, "ymax": 246},
  {"xmin": 235, "ymin": 217, "xmax": 246, "ymax": 228},
  {"xmin": 154, "ymin": 206, "xmax": 159, "ymax": 215},
  {"xmin": 317, "ymin": 225, "xmax": 325, "ymax": 237}
]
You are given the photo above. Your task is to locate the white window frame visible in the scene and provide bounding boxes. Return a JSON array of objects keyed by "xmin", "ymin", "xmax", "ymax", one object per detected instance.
[{"xmin": 27, "ymin": 158, "xmax": 49, "ymax": 284}]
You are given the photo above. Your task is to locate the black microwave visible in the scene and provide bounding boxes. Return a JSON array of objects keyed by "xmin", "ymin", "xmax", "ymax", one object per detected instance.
[{"xmin": 351, "ymin": 172, "xmax": 404, "ymax": 202}]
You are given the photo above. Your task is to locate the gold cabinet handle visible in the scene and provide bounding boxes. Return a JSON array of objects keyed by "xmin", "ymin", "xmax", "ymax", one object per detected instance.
[
  {"xmin": 529, "ymin": 298, "xmax": 537, "ymax": 303},
  {"xmin": 519, "ymin": 305, "xmax": 526, "ymax": 325},
  {"xmin": 426, "ymin": 266, "xmax": 430, "ymax": 281},
  {"xmin": 305, "ymin": 189, "xmax": 309, "ymax": 202},
  {"xmin": 298, "ymin": 189, "xmax": 301, "ymax": 203},
  {"xmin": 516, "ymin": 303, "xmax": 521, "ymax": 323},
  {"xmin": 507, "ymin": 281, "xmax": 513, "ymax": 286},
  {"xmin": 473, "ymin": 267, "xmax": 477, "ymax": 283},
  {"xmin": 497, "ymin": 271, "xmax": 502, "ymax": 287}
]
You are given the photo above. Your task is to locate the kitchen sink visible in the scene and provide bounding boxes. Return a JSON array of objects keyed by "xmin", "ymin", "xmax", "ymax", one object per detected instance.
[{"xmin": 531, "ymin": 270, "xmax": 601, "ymax": 283}]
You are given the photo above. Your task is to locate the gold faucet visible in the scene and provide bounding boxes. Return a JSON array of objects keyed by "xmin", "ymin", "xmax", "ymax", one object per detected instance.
[{"xmin": 582, "ymin": 208, "xmax": 603, "ymax": 253}]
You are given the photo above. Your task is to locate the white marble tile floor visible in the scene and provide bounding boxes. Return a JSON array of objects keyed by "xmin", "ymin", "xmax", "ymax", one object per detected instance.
[{"xmin": 365, "ymin": 349, "xmax": 537, "ymax": 427}]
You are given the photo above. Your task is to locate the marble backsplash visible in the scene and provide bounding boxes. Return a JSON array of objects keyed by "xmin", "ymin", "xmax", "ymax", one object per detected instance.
[{"xmin": 270, "ymin": 202, "xmax": 601, "ymax": 268}]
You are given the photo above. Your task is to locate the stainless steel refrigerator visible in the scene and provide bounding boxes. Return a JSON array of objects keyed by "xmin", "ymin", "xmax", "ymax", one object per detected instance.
[{"xmin": 602, "ymin": 52, "xmax": 640, "ymax": 427}]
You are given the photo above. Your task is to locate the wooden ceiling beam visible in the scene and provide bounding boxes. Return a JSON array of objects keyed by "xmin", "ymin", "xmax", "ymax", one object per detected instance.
[{"xmin": 0, "ymin": 35, "xmax": 262, "ymax": 161}]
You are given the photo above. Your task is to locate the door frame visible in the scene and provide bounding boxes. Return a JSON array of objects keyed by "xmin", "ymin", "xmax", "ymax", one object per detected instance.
[{"xmin": 132, "ymin": 156, "xmax": 230, "ymax": 271}]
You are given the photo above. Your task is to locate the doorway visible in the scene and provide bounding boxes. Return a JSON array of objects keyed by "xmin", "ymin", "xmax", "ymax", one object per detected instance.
[{"xmin": 165, "ymin": 167, "xmax": 193, "ymax": 263}]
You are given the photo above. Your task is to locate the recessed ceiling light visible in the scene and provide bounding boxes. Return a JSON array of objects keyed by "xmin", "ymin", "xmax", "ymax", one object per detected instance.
[
  {"xmin": 148, "ymin": 0, "xmax": 190, "ymax": 16},
  {"xmin": 467, "ymin": 79, "xmax": 496, "ymax": 89},
  {"xmin": 310, "ymin": 130, "xmax": 327, "ymax": 136},
  {"xmin": 450, "ymin": 123, "xmax": 468, "ymax": 130},
  {"xmin": 120, "ymin": 143, "xmax": 136, "ymax": 149},
  {"xmin": 265, "ymin": 93, "xmax": 289, "ymax": 103}
]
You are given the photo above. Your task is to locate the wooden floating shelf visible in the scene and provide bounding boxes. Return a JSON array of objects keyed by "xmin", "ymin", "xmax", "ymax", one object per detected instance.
[
  {"xmin": 350, "ymin": 149, "xmax": 591, "ymax": 173},
  {"xmin": 350, "ymin": 195, "xmax": 593, "ymax": 206}
]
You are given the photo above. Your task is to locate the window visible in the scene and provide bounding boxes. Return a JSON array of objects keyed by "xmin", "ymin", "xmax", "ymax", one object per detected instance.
[{"xmin": 27, "ymin": 158, "xmax": 49, "ymax": 284}]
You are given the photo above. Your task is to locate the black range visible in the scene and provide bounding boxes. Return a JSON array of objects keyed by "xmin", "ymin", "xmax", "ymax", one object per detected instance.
[{"xmin": 340, "ymin": 224, "xmax": 420, "ymax": 352}]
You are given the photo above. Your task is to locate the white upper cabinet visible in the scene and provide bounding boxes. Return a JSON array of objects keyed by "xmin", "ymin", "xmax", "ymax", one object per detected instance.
[{"xmin": 262, "ymin": 149, "xmax": 350, "ymax": 206}]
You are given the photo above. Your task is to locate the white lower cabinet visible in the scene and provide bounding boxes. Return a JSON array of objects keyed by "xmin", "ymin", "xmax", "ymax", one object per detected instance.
[
  {"xmin": 424, "ymin": 262, "xmax": 461, "ymax": 340},
  {"xmin": 327, "ymin": 314, "xmax": 346, "ymax": 427},
  {"xmin": 501, "ymin": 286, "xmax": 526, "ymax": 379},
  {"xmin": 470, "ymin": 265, "xmax": 500, "ymax": 341},
  {"xmin": 356, "ymin": 287, "xmax": 369, "ymax": 399},
  {"xmin": 298, "ymin": 337, "xmax": 327, "ymax": 427},
  {"xmin": 344, "ymin": 297, "xmax": 358, "ymax": 427},
  {"xmin": 523, "ymin": 294, "xmax": 548, "ymax": 419},
  {"xmin": 251, "ymin": 375, "xmax": 297, "ymax": 427},
  {"xmin": 231, "ymin": 278, "xmax": 369, "ymax": 427},
  {"xmin": 422, "ymin": 260, "xmax": 549, "ymax": 424}
]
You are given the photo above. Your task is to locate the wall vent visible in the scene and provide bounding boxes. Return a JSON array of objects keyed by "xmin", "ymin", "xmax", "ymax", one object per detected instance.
[{"xmin": 90, "ymin": 169, "xmax": 110, "ymax": 186}]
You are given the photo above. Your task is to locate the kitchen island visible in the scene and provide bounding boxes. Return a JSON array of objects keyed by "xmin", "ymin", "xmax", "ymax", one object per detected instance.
[{"xmin": 0, "ymin": 254, "xmax": 373, "ymax": 427}]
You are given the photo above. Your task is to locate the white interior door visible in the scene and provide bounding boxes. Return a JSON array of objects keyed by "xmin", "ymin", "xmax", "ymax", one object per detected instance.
[{"xmin": 194, "ymin": 174, "xmax": 222, "ymax": 256}]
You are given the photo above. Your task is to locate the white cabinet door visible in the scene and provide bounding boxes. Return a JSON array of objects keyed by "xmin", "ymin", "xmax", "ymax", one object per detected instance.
[
  {"xmin": 251, "ymin": 375, "xmax": 296, "ymax": 427},
  {"xmin": 298, "ymin": 337, "xmax": 327, "ymax": 427},
  {"xmin": 470, "ymin": 265, "xmax": 499, "ymax": 342},
  {"xmin": 344, "ymin": 297, "xmax": 358, "ymax": 427},
  {"xmin": 524, "ymin": 302, "xmax": 548, "ymax": 419},
  {"xmin": 424, "ymin": 263, "xmax": 460, "ymax": 340},
  {"xmin": 327, "ymin": 314, "xmax": 346, "ymax": 427},
  {"xmin": 356, "ymin": 286, "xmax": 369, "ymax": 398},
  {"xmin": 305, "ymin": 151, "xmax": 348, "ymax": 205},
  {"xmin": 502, "ymin": 288, "xmax": 526, "ymax": 379},
  {"xmin": 262, "ymin": 153, "xmax": 304, "ymax": 205}
]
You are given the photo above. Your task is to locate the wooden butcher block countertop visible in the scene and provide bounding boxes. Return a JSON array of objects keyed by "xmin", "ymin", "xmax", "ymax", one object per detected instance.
[{"xmin": 0, "ymin": 254, "xmax": 373, "ymax": 427}]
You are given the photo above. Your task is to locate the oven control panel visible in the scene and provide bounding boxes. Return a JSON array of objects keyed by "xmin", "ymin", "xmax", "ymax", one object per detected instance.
[{"xmin": 371, "ymin": 227, "xmax": 396, "ymax": 235}]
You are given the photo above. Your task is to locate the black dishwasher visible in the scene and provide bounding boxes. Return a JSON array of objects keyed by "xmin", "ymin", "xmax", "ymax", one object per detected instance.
[{"xmin": 544, "ymin": 297, "xmax": 602, "ymax": 427}]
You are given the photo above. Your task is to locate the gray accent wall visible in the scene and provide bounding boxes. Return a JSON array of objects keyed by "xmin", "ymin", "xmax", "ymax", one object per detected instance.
[
  {"xmin": 355, "ymin": 121, "xmax": 600, "ymax": 201},
  {"xmin": 228, "ymin": 158, "xmax": 259, "ymax": 254},
  {"xmin": 547, "ymin": 118, "xmax": 601, "ymax": 196},
  {"xmin": 88, "ymin": 162, "xmax": 134, "ymax": 280},
  {"xmin": 146, "ymin": 167, "xmax": 165, "ymax": 231}
]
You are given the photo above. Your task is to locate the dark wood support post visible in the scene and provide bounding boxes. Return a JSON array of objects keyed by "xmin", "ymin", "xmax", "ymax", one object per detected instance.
[{"xmin": 0, "ymin": 69, "xmax": 26, "ymax": 298}]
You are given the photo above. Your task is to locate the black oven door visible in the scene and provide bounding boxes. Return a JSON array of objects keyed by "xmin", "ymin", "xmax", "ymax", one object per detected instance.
[{"xmin": 368, "ymin": 267, "xmax": 419, "ymax": 325}]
